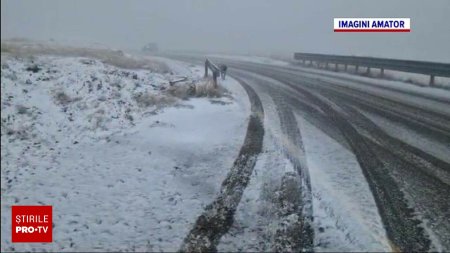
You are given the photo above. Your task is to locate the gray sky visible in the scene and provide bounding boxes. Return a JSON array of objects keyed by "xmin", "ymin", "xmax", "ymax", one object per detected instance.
[{"xmin": 2, "ymin": 0, "xmax": 450, "ymax": 62}]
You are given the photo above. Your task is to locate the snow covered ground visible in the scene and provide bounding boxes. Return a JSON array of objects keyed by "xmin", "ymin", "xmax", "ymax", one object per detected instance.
[
  {"xmin": 1, "ymin": 53, "xmax": 250, "ymax": 251},
  {"xmin": 146, "ymin": 56, "xmax": 196, "ymax": 77}
]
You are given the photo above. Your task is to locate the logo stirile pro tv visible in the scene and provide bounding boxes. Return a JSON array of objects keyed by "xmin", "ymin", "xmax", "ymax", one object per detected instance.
[
  {"xmin": 334, "ymin": 18, "xmax": 411, "ymax": 32},
  {"xmin": 12, "ymin": 206, "xmax": 52, "ymax": 243}
]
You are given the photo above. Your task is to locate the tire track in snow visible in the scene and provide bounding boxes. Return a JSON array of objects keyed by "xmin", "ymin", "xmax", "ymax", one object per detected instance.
[
  {"xmin": 229, "ymin": 64, "xmax": 432, "ymax": 251},
  {"xmin": 302, "ymin": 83, "xmax": 450, "ymax": 184},
  {"xmin": 333, "ymin": 103, "xmax": 450, "ymax": 249},
  {"xmin": 276, "ymin": 77, "xmax": 431, "ymax": 252},
  {"xmin": 229, "ymin": 69, "xmax": 390, "ymax": 251},
  {"xmin": 297, "ymin": 115, "xmax": 392, "ymax": 251},
  {"xmin": 291, "ymin": 81, "xmax": 450, "ymax": 249},
  {"xmin": 170, "ymin": 56, "xmax": 444, "ymax": 251},
  {"xmin": 269, "ymin": 92, "xmax": 314, "ymax": 252},
  {"xmin": 228, "ymin": 70, "xmax": 315, "ymax": 251},
  {"xmin": 180, "ymin": 78, "xmax": 264, "ymax": 252},
  {"xmin": 227, "ymin": 62, "xmax": 450, "ymax": 141},
  {"xmin": 339, "ymin": 103, "xmax": 450, "ymax": 185}
]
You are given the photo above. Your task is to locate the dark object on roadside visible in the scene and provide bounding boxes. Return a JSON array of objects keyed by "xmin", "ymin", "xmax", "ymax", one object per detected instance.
[
  {"xmin": 26, "ymin": 65, "xmax": 41, "ymax": 73},
  {"xmin": 219, "ymin": 64, "xmax": 228, "ymax": 80}
]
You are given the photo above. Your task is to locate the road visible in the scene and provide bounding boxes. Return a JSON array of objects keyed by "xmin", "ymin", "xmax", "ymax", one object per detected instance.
[{"xmin": 172, "ymin": 55, "xmax": 450, "ymax": 252}]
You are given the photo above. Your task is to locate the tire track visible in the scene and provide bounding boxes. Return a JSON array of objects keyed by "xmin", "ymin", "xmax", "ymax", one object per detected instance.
[
  {"xmin": 286, "ymin": 73, "xmax": 450, "ymax": 250},
  {"xmin": 169, "ymin": 55, "xmax": 447, "ymax": 251},
  {"xmin": 270, "ymin": 92, "xmax": 314, "ymax": 252},
  {"xmin": 291, "ymin": 85, "xmax": 431, "ymax": 252},
  {"xmin": 238, "ymin": 68, "xmax": 432, "ymax": 251},
  {"xmin": 304, "ymin": 85, "xmax": 450, "ymax": 184},
  {"xmin": 272, "ymin": 74, "xmax": 449, "ymax": 249},
  {"xmin": 227, "ymin": 62, "xmax": 450, "ymax": 140},
  {"xmin": 309, "ymin": 83, "xmax": 450, "ymax": 142},
  {"xmin": 337, "ymin": 102, "xmax": 450, "ymax": 185},
  {"xmin": 180, "ymin": 78, "xmax": 264, "ymax": 252},
  {"xmin": 230, "ymin": 71, "xmax": 315, "ymax": 251},
  {"xmin": 331, "ymin": 103, "xmax": 450, "ymax": 249},
  {"xmin": 214, "ymin": 59, "xmax": 450, "ymax": 104}
]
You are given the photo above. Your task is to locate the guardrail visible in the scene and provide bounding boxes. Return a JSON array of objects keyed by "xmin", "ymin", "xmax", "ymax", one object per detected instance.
[
  {"xmin": 204, "ymin": 58, "xmax": 220, "ymax": 87},
  {"xmin": 294, "ymin": 52, "xmax": 450, "ymax": 86}
]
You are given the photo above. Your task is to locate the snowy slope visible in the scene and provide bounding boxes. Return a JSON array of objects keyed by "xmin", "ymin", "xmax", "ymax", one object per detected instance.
[{"xmin": 1, "ymin": 54, "xmax": 250, "ymax": 251}]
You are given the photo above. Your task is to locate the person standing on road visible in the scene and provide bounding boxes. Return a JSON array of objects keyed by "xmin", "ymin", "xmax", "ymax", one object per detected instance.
[{"xmin": 219, "ymin": 64, "xmax": 228, "ymax": 80}]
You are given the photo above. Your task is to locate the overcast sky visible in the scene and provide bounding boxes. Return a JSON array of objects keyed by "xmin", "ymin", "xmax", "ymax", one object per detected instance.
[{"xmin": 2, "ymin": 0, "xmax": 450, "ymax": 62}]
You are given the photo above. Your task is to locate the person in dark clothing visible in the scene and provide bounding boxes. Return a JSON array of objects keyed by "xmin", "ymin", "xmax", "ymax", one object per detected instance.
[{"xmin": 219, "ymin": 64, "xmax": 228, "ymax": 80}]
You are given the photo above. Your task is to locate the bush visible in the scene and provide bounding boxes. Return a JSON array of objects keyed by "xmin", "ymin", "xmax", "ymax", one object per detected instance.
[
  {"xmin": 133, "ymin": 92, "xmax": 176, "ymax": 108},
  {"xmin": 53, "ymin": 90, "xmax": 80, "ymax": 105},
  {"xmin": 166, "ymin": 78, "xmax": 227, "ymax": 99}
]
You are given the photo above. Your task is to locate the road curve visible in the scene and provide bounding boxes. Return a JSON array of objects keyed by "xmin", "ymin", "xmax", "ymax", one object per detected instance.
[{"xmin": 171, "ymin": 55, "xmax": 450, "ymax": 252}]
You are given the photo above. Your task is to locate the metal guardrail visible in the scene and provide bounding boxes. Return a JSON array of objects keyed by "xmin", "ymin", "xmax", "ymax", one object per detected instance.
[
  {"xmin": 294, "ymin": 52, "xmax": 450, "ymax": 86},
  {"xmin": 204, "ymin": 58, "xmax": 220, "ymax": 87}
]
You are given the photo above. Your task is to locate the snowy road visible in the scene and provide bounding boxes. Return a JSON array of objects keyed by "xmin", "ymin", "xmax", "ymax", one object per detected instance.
[
  {"xmin": 2, "ymin": 51, "xmax": 449, "ymax": 252},
  {"xmin": 171, "ymin": 55, "xmax": 450, "ymax": 252}
]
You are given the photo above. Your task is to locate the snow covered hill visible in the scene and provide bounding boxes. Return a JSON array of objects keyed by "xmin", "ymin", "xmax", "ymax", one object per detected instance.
[{"xmin": 1, "ymin": 54, "xmax": 249, "ymax": 251}]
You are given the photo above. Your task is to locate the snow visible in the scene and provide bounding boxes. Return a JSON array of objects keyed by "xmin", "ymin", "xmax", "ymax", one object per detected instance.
[
  {"xmin": 1, "ymin": 54, "xmax": 250, "ymax": 251},
  {"xmin": 3, "ymin": 48, "xmax": 445, "ymax": 251},
  {"xmin": 297, "ymin": 115, "xmax": 391, "ymax": 252},
  {"xmin": 208, "ymin": 53, "xmax": 449, "ymax": 103},
  {"xmin": 218, "ymin": 92, "xmax": 296, "ymax": 252},
  {"xmin": 209, "ymin": 54, "xmax": 450, "ymax": 100},
  {"xmin": 283, "ymin": 64, "xmax": 450, "ymax": 100},
  {"xmin": 217, "ymin": 71, "xmax": 390, "ymax": 251},
  {"xmin": 148, "ymin": 56, "xmax": 196, "ymax": 77},
  {"xmin": 359, "ymin": 110, "xmax": 450, "ymax": 164},
  {"xmin": 271, "ymin": 65, "xmax": 450, "ymax": 116}
]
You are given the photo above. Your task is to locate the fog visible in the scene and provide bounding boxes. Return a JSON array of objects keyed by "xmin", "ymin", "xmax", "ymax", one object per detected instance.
[{"xmin": 2, "ymin": 0, "xmax": 449, "ymax": 62}]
